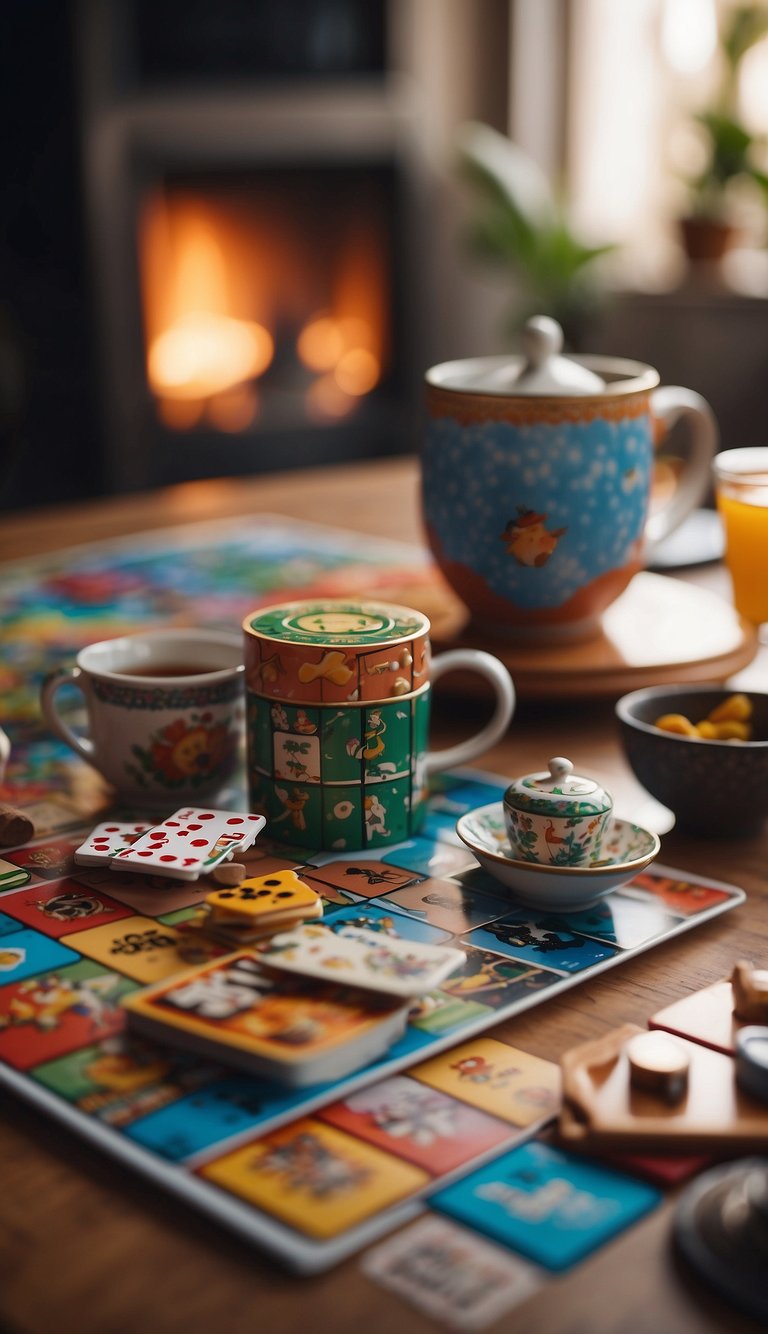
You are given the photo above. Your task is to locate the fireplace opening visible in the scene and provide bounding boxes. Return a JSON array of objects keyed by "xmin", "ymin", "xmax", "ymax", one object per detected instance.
[
  {"xmin": 140, "ymin": 165, "xmax": 395, "ymax": 440},
  {"xmin": 124, "ymin": 156, "xmax": 413, "ymax": 486}
]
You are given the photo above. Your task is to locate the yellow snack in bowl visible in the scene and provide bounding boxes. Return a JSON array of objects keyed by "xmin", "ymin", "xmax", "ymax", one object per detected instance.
[
  {"xmin": 695, "ymin": 721, "xmax": 718, "ymax": 739},
  {"xmin": 653, "ymin": 713, "xmax": 699, "ymax": 736},
  {"xmin": 707, "ymin": 693, "xmax": 752, "ymax": 723},
  {"xmin": 709, "ymin": 720, "xmax": 752, "ymax": 741},
  {"xmin": 654, "ymin": 694, "xmax": 753, "ymax": 741}
]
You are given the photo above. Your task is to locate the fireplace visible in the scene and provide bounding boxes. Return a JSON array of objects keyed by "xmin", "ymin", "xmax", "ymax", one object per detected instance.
[{"xmin": 78, "ymin": 0, "xmax": 426, "ymax": 491}]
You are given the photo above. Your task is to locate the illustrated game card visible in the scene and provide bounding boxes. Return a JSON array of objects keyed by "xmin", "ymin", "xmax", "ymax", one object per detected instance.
[
  {"xmin": 0, "ymin": 878, "xmax": 135, "ymax": 939},
  {"xmin": 620, "ymin": 870, "xmax": 735, "ymax": 917},
  {"xmin": 323, "ymin": 902, "xmax": 452, "ymax": 946},
  {"xmin": 66, "ymin": 915, "xmax": 186, "ymax": 983},
  {"xmin": 198, "ymin": 1117, "xmax": 429, "ymax": 1238},
  {"xmin": 302, "ymin": 860, "xmax": 421, "ymax": 897},
  {"xmin": 318, "ymin": 1074, "xmax": 512, "ymax": 1175},
  {"xmin": 410, "ymin": 1037, "xmax": 561, "ymax": 1127},
  {"xmin": 465, "ymin": 916, "xmax": 618, "ymax": 973},
  {"xmin": 258, "ymin": 923, "xmax": 465, "ymax": 998},
  {"xmin": 362, "ymin": 1215, "xmax": 543, "ymax": 1329},
  {"xmin": 32, "ymin": 1032, "xmax": 215, "ymax": 1128},
  {"xmin": 0, "ymin": 958, "xmax": 136, "ymax": 1070},
  {"xmin": 437, "ymin": 945, "xmax": 560, "ymax": 1010},
  {"xmin": 432, "ymin": 1140, "xmax": 661, "ymax": 1272},
  {"xmin": 378, "ymin": 877, "xmax": 509, "ymax": 936}
]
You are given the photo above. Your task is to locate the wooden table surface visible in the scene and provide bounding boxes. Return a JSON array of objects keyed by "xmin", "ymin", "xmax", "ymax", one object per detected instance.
[{"xmin": 1, "ymin": 458, "xmax": 766, "ymax": 1334}]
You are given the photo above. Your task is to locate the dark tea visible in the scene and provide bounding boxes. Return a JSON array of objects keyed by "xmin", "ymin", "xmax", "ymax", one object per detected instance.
[{"xmin": 118, "ymin": 663, "xmax": 223, "ymax": 677}]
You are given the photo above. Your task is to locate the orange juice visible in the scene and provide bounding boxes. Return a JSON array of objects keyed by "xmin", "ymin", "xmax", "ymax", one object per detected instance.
[{"xmin": 716, "ymin": 485, "xmax": 768, "ymax": 624}]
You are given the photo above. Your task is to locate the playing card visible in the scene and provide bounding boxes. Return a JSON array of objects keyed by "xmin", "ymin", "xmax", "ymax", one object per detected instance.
[
  {"xmin": 362, "ymin": 1215, "xmax": 543, "ymax": 1329},
  {"xmin": 113, "ymin": 809, "xmax": 265, "ymax": 881},
  {"xmin": 74, "ymin": 821, "xmax": 154, "ymax": 867},
  {"xmin": 258, "ymin": 923, "xmax": 465, "ymax": 998}
]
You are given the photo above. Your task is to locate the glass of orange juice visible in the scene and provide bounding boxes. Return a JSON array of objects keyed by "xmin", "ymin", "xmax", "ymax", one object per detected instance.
[{"xmin": 713, "ymin": 447, "xmax": 768, "ymax": 625}]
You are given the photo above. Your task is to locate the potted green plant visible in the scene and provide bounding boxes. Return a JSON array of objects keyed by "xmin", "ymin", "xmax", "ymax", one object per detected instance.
[
  {"xmin": 680, "ymin": 3, "xmax": 768, "ymax": 261},
  {"xmin": 456, "ymin": 121, "xmax": 614, "ymax": 348}
]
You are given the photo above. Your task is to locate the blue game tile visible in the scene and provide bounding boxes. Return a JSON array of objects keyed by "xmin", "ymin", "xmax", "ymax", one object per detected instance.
[
  {"xmin": 126, "ymin": 1074, "xmax": 318, "ymax": 1161},
  {"xmin": 0, "ymin": 927, "xmax": 80, "ymax": 985},
  {"xmin": 431, "ymin": 1140, "xmax": 661, "ymax": 1271}
]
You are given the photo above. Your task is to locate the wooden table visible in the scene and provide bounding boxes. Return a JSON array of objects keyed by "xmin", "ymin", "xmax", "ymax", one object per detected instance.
[{"xmin": 1, "ymin": 458, "xmax": 766, "ymax": 1334}]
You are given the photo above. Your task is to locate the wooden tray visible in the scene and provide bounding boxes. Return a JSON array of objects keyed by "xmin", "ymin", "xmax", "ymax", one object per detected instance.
[{"xmin": 417, "ymin": 572, "xmax": 758, "ymax": 700}]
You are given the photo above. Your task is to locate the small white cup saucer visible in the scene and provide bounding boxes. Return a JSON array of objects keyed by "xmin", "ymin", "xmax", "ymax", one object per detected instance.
[{"xmin": 456, "ymin": 802, "xmax": 660, "ymax": 912}]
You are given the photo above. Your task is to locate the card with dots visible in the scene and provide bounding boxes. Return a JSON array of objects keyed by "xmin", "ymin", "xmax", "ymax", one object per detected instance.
[
  {"xmin": 73, "ymin": 820, "xmax": 154, "ymax": 867},
  {"xmin": 112, "ymin": 808, "xmax": 266, "ymax": 881}
]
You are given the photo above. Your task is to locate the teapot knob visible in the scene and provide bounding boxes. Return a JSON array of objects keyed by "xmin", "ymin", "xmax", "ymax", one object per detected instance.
[
  {"xmin": 521, "ymin": 316, "xmax": 563, "ymax": 368},
  {"xmin": 548, "ymin": 757, "xmax": 574, "ymax": 782}
]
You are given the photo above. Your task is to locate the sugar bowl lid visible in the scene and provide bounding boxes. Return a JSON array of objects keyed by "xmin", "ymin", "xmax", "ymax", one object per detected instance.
[{"xmin": 504, "ymin": 757, "xmax": 613, "ymax": 817}]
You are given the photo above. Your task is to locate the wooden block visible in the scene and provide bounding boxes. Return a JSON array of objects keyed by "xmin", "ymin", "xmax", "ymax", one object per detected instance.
[
  {"xmin": 558, "ymin": 1022, "xmax": 768, "ymax": 1154},
  {"xmin": 731, "ymin": 960, "xmax": 768, "ymax": 1024},
  {"xmin": 650, "ymin": 980, "xmax": 739, "ymax": 1055},
  {"xmin": 0, "ymin": 803, "xmax": 35, "ymax": 847},
  {"xmin": 210, "ymin": 861, "xmax": 246, "ymax": 887}
]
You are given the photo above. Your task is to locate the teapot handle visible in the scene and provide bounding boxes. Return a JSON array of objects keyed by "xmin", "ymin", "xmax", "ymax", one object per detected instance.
[{"xmin": 645, "ymin": 386, "xmax": 718, "ymax": 551}]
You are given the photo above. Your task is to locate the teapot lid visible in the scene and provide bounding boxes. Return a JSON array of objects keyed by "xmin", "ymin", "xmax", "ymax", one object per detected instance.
[
  {"xmin": 504, "ymin": 757, "xmax": 613, "ymax": 816},
  {"xmin": 432, "ymin": 317, "xmax": 607, "ymax": 396}
]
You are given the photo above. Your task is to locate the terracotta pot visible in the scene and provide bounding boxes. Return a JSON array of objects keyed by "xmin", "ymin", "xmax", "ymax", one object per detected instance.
[{"xmin": 679, "ymin": 215, "xmax": 736, "ymax": 263}]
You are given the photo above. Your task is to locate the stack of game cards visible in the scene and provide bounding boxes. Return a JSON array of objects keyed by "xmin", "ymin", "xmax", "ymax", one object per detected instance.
[
  {"xmin": 74, "ymin": 808, "xmax": 266, "ymax": 881},
  {"xmin": 123, "ymin": 950, "xmax": 410, "ymax": 1085},
  {"xmin": 176, "ymin": 869, "xmax": 324, "ymax": 960}
]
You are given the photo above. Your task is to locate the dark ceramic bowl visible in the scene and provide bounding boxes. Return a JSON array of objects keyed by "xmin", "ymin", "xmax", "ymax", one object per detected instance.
[{"xmin": 616, "ymin": 685, "xmax": 768, "ymax": 837}]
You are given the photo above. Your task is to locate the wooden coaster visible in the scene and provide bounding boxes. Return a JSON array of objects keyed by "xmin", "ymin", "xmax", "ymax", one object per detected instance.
[{"xmin": 426, "ymin": 572, "xmax": 758, "ymax": 700}]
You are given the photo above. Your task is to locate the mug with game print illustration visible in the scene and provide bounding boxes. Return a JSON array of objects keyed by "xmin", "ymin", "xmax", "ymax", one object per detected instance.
[
  {"xmin": 41, "ymin": 628, "xmax": 245, "ymax": 805},
  {"xmin": 423, "ymin": 316, "xmax": 716, "ymax": 642},
  {"xmin": 243, "ymin": 598, "xmax": 515, "ymax": 850}
]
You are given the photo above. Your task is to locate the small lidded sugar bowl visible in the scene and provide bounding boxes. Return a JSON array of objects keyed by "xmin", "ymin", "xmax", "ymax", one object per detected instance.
[{"xmin": 503, "ymin": 756, "xmax": 613, "ymax": 866}]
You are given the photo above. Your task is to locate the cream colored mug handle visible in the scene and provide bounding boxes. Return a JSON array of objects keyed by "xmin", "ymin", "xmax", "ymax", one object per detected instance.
[
  {"xmin": 423, "ymin": 650, "xmax": 515, "ymax": 777},
  {"xmin": 645, "ymin": 385, "xmax": 718, "ymax": 551},
  {"xmin": 41, "ymin": 666, "xmax": 98, "ymax": 767}
]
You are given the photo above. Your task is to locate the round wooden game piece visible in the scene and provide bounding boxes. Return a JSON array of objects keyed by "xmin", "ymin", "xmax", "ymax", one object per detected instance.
[
  {"xmin": 211, "ymin": 861, "xmax": 246, "ymax": 886},
  {"xmin": 626, "ymin": 1030, "xmax": 690, "ymax": 1102},
  {"xmin": 735, "ymin": 1026, "xmax": 768, "ymax": 1105}
]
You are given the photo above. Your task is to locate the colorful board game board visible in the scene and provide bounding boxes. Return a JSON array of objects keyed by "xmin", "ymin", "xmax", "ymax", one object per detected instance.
[{"xmin": 0, "ymin": 517, "xmax": 746, "ymax": 1273}]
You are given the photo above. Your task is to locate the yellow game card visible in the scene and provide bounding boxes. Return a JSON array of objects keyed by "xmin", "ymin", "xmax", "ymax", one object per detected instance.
[
  {"xmin": 63, "ymin": 915, "xmax": 185, "ymax": 983},
  {"xmin": 199, "ymin": 1117, "xmax": 428, "ymax": 1238},
  {"xmin": 409, "ymin": 1037, "xmax": 561, "ymax": 1126}
]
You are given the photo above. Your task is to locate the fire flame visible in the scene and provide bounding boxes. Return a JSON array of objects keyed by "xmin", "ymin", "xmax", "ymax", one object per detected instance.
[{"xmin": 140, "ymin": 190, "xmax": 387, "ymax": 429}]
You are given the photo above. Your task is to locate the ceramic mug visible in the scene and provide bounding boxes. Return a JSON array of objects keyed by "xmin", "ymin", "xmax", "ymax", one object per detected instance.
[
  {"xmin": 41, "ymin": 628, "xmax": 244, "ymax": 805},
  {"xmin": 243, "ymin": 599, "xmax": 515, "ymax": 850},
  {"xmin": 423, "ymin": 351, "xmax": 717, "ymax": 642}
]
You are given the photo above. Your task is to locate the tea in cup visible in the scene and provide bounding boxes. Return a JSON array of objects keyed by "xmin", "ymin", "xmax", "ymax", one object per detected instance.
[
  {"xmin": 41, "ymin": 628, "xmax": 244, "ymax": 805},
  {"xmin": 423, "ymin": 316, "xmax": 717, "ymax": 642},
  {"xmin": 243, "ymin": 599, "xmax": 515, "ymax": 850}
]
